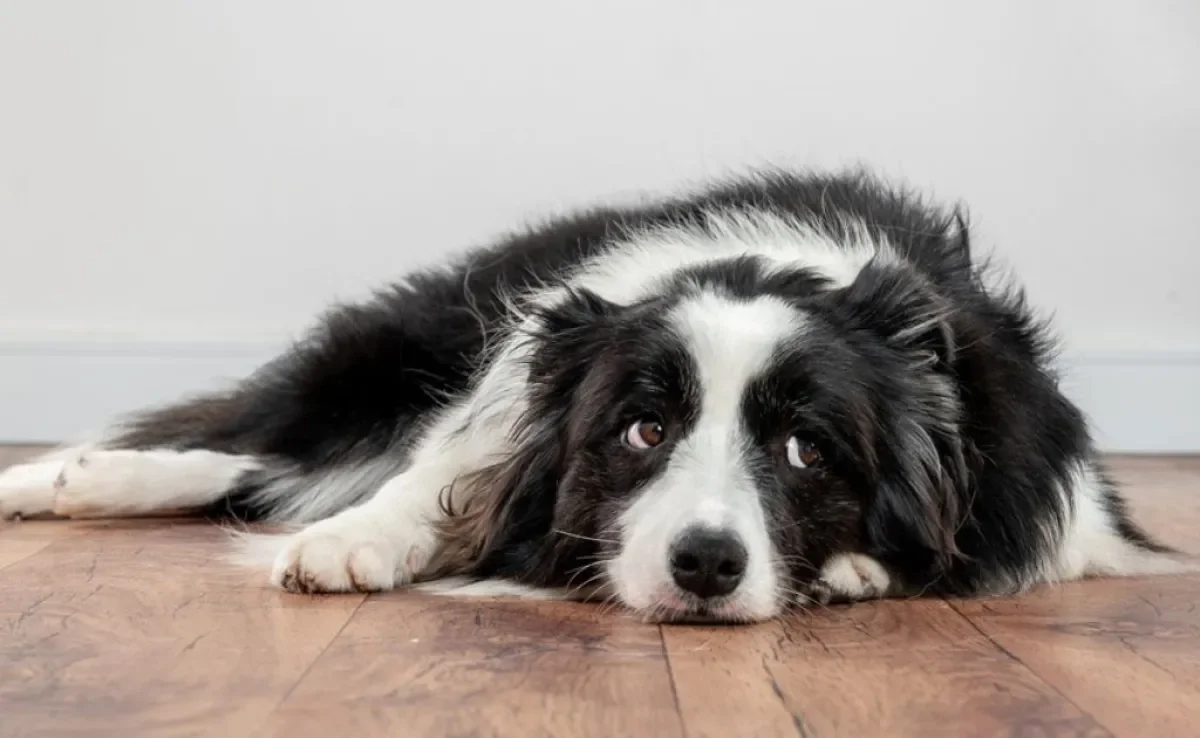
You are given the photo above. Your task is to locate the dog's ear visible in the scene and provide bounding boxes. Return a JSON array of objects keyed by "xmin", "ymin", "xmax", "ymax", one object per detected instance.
[
  {"xmin": 422, "ymin": 402, "xmax": 601, "ymax": 587},
  {"xmin": 526, "ymin": 287, "xmax": 621, "ymax": 397},
  {"xmin": 423, "ymin": 414, "xmax": 572, "ymax": 583},
  {"xmin": 826, "ymin": 260, "xmax": 969, "ymax": 570},
  {"xmin": 420, "ymin": 288, "xmax": 618, "ymax": 584},
  {"xmin": 862, "ymin": 419, "xmax": 970, "ymax": 572},
  {"xmin": 828, "ymin": 259, "xmax": 957, "ymax": 369}
]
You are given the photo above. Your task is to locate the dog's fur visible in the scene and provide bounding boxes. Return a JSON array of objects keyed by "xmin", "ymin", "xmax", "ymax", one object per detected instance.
[{"xmin": 1, "ymin": 170, "xmax": 1191, "ymax": 622}]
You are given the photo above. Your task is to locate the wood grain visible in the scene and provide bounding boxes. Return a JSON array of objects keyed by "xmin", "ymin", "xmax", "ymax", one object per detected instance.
[
  {"xmin": 0, "ymin": 518, "xmax": 364, "ymax": 738},
  {"xmin": 262, "ymin": 596, "xmax": 684, "ymax": 738},
  {"xmin": 1, "ymin": 447, "xmax": 1198, "ymax": 737},
  {"xmin": 664, "ymin": 599, "xmax": 1110, "ymax": 737},
  {"xmin": 946, "ymin": 456, "xmax": 1200, "ymax": 738}
]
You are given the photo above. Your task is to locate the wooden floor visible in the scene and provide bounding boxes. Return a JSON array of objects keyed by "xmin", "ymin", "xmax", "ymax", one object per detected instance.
[{"xmin": 2, "ymin": 447, "xmax": 1199, "ymax": 737}]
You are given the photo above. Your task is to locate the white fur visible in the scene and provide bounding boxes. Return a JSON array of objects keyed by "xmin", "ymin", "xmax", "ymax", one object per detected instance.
[
  {"xmin": 610, "ymin": 293, "xmax": 803, "ymax": 621},
  {"xmin": 267, "ymin": 504, "xmax": 418, "ymax": 592},
  {"xmin": 586, "ymin": 210, "xmax": 887, "ymax": 300},
  {"xmin": 0, "ymin": 457, "xmax": 61, "ymax": 519},
  {"xmin": 245, "ymin": 456, "xmax": 407, "ymax": 524},
  {"xmin": 1045, "ymin": 463, "xmax": 1196, "ymax": 583},
  {"xmin": 815, "ymin": 553, "xmax": 892, "ymax": 602},
  {"xmin": 522, "ymin": 210, "xmax": 887, "ymax": 318},
  {"xmin": 413, "ymin": 577, "xmax": 577, "ymax": 600},
  {"xmin": 0, "ymin": 446, "xmax": 258, "ymax": 519}
]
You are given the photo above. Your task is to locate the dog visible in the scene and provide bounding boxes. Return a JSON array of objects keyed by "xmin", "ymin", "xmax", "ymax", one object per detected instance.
[{"xmin": 0, "ymin": 169, "xmax": 1191, "ymax": 623}]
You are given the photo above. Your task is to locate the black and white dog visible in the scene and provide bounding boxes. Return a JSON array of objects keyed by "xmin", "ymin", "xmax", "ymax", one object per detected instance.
[{"xmin": 0, "ymin": 170, "xmax": 1190, "ymax": 623}]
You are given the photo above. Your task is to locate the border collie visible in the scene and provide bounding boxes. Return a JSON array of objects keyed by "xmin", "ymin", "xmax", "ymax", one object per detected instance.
[{"xmin": 0, "ymin": 170, "xmax": 1191, "ymax": 623}]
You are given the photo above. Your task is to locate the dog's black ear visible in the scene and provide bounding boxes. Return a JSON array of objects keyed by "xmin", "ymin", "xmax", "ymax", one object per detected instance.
[
  {"xmin": 420, "ymin": 289, "xmax": 618, "ymax": 585},
  {"xmin": 419, "ymin": 412, "xmax": 560, "ymax": 583},
  {"xmin": 424, "ymin": 405, "xmax": 604, "ymax": 587},
  {"xmin": 527, "ymin": 287, "xmax": 621, "ymax": 392},
  {"xmin": 829, "ymin": 259, "xmax": 957, "ymax": 369},
  {"xmin": 536, "ymin": 287, "xmax": 617, "ymax": 335},
  {"xmin": 827, "ymin": 259, "xmax": 969, "ymax": 570},
  {"xmin": 862, "ymin": 421, "xmax": 970, "ymax": 572},
  {"xmin": 947, "ymin": 207, "xmax": 972, "ymax": 267}
]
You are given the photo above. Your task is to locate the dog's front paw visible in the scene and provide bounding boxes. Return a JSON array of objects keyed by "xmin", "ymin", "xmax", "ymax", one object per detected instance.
[
  {"xmin": 804, "ymin": 553, "xmax": 891, "ymax": 606},
  {"xmin": 271, "ymin": 509, "xmax": 434, "ymax": 594}
]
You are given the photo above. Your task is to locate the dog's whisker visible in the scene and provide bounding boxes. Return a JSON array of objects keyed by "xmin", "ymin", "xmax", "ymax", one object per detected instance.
[
  {"xmin": 565, "ymin": 560, "xmax": 612, "ymax": 594},
  {"xmin": 551, "ymin": 529, "xmax": 620, "ymax": 545}
]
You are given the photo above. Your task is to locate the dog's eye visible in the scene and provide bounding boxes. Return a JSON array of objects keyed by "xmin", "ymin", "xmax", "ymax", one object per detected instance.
[
  {"xmin": 625, "ymin": 418, "xmax": 665, "ymax": 449},
  {"xmin": 786, "ymin": 436, "xmax": 823, "ymax": 469}
]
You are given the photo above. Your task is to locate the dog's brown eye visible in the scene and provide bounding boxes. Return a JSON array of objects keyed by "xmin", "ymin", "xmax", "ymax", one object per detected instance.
[
  {"xmin": 625, "ymin": 418, "xmax": 665, "ymax": 449},
  {"xmin": 786, "ymin": 436, "xmax": 822, "ymax": 469}
]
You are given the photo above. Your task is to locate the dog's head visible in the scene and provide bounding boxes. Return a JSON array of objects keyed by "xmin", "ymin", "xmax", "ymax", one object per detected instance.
[{"xmin": 431, "ymin": 253, "xmax": 970, "ymax": 622}]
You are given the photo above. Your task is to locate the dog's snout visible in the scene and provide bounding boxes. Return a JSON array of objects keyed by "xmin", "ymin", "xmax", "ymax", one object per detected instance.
[{"xmin": 669, "ymin": 527, "xmax": 748, "ymax": 599}]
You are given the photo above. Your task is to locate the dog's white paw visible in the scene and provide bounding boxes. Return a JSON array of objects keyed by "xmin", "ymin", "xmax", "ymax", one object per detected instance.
[
  {"xmin": 0, "ymin": 460, "xmax": 64, "ymax": 520},
  {"xmin": 806, "ymin": 553, "xmax": 892, "ymax": 605},
  {"xmin": 270, "ymin": 508, "xmax": 435, "ymax": 594},
  {"xmin": 2, "ymin": 448, "xmax": 258, "ymax": 520}
]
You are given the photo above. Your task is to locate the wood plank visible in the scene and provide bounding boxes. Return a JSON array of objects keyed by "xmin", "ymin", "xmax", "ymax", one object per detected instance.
[
  {"xmin": 0, "ymin": 520, "xmax": 91, "ymax": 571},
  {"xmin": 664, "ymin": 598, "xmax": 1110, "ymax": 737},
  {"xmin": 263, "ymin": 595, "xmax": 684, "ymax": 738},
  {"xmin": 2, "ymin": 447, "xmax": 1196, "ymax": 737},
  {"xmin": 951, "ymin": 577, "xmax": 1200, "ymax": 738},
  {"xmin": 949, "ymin": 456, "xmax": 1200, "ymax": 737},
  {"xmin": 0, "ymin": 520, "xmax": 364, "ymax": 738}
]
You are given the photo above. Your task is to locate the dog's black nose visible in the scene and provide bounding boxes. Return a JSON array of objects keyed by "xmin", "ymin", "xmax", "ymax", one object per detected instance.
[{"xmin": 669, "ymin": 527, "xmax": 748, "ymax": 599}]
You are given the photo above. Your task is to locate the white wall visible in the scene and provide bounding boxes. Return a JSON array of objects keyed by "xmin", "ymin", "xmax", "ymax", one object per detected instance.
[{"xmin": 1, "ymin": 1, "xmax": 1198, "ymax": 450}]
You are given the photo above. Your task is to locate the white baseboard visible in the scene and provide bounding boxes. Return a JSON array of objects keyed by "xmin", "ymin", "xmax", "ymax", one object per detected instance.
[{"xmin": 0, "ymin": 341, "xmax": 1196, "ymax": 453}]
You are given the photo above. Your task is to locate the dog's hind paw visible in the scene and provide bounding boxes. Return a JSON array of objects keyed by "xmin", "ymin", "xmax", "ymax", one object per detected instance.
[{"xmin": 0, "ymin": 459, "xmax": 66, "ymax": 521}]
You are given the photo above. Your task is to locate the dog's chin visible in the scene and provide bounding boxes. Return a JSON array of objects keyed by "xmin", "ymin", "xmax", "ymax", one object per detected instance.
[{"xmin": 633, "ymin": 591, "xmax": 772, "ymax": 625}]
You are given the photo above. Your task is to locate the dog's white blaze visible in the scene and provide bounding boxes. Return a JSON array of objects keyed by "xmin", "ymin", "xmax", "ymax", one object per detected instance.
[{"xmin": 612, "ymin": 293, "xmax": 802, "ymax": 620}]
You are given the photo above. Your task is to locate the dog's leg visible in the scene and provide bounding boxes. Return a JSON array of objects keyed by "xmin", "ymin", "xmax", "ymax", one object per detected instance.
[
  {"xmin": 265, "ymin": 457, "xmax": 490, "ymax": 594},
  {"xmin": 256, "ymin": 347, "xmax": 528, "ymax": 594},
  {"xmin": 0, "ymin": 446, "xmax": 260, "ymax": 520}
]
